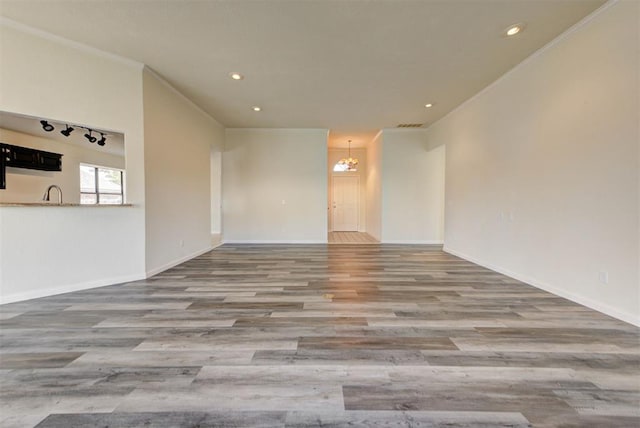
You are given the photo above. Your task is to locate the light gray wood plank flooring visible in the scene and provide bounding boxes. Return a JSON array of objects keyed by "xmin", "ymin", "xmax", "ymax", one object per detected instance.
[{"xmin": 0, "ymin": 244, "xmax": 638, "ymax": 427}]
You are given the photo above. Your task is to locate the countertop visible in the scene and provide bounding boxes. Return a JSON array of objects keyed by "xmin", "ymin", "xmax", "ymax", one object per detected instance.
[{"xmin": 0, "ymin": 202, "xmax": 134, "ymax": 207}]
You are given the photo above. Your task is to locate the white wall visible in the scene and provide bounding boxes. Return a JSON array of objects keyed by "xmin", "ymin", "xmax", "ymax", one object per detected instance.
[
  {"xmin": 223, "ymin": 128, "xmax": 328, "ymax": 243},
  {"xmin": 0, "ymin": 207, "xmax": 141, "ymax": 302},
  {"xmin": 0, "ymin": 127, "xmax": 125, "ymax": 204},
  {"xmin": 365, "ymin": 131, "xmax": 382, "ymax": 240},
  {"xmin": 211, "ymin": 150, "xmax": 222, "ymax": 235},
  {"xmin": 426, "ymin": 1, "xmax": 639, "ymax": 325},
  {"xmin": 328, "ymin": 148, "xmax": 367, "ymax": 232},
  {"xmin": 142, "ymin": 68, "xmax": 224, "ymax": 276},
  {"xmin": 381, "ymin": 129, "xmax": 445, "ymax": 244},
  {"xmin": 0, "ymin": 20, "xmax": 146, "ymax": 302}
]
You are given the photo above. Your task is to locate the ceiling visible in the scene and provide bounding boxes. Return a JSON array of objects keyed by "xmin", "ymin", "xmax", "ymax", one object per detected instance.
[{"xmin": 0, "ymin": 0, "xmax": 605, "ymax": 148}]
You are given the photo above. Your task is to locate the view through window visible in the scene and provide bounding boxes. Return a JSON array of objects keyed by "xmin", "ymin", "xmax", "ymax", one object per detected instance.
[{"xmin": 80, "ymin": 164, "xmax": 124, "ymax": 204}]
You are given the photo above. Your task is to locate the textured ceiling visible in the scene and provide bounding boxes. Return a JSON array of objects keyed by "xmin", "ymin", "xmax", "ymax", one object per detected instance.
[{"xmin": 0, "ymin": 0, "xmax": 605, "ymax": 147}]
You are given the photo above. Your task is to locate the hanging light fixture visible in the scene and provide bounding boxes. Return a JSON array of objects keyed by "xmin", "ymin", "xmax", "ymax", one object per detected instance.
[{"xmin": 337, "ymin": 140, "xmax": 359, "ymax": 171}]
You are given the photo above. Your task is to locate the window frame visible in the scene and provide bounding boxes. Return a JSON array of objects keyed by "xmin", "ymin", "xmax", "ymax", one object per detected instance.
[{"xmin": 80, "ymin": 164, "xmax": 125, "ymax": 205}]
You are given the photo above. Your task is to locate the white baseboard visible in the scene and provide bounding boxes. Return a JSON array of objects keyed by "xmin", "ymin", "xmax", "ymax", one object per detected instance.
[
  {"xmin": 443, "ymin": 246, "xmax": 640, "ymax": 327},
  {"xmin": 222, "ymin": 240, "xmax": 328, "ymax": 244},
  {"xmin": 145, "ymin": 246, "xmax": 215, "ymax": 278},
  {"xmin": 0, "ymin": 272, "xmax": 146, "ymax": 305},
  {"xmin": 382, "ymin": 240, "xmax": 444, "ymax": 245},
  {"xmin": 2, "ymin": 245, "xmax": 226, "ymax": 304}
]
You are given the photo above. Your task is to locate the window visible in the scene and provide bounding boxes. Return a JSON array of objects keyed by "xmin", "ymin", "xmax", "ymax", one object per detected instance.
[
  {"xmin": 333, "ymin": 162, "xmax": 357, "ymax": 172},
  {"xmin": 333, "ymin": 162, "xmax": 354, "ymax": 172},
  {"xmin": 80, "ymin": 164, "xmax": 125, "ymax": 205}
]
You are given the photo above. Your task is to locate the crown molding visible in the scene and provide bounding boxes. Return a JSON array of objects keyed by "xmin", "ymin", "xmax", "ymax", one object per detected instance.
[{"xmin": 0, "ymin": 17, "xmax": 144, "ymax": 70}]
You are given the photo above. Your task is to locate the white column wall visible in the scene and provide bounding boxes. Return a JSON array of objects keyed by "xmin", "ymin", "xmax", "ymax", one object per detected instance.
[
  {"xmin": 211, "ymin": 150, "xmax": 223, "ymax": 235},
  {"xmin": 142, "ymin": 69, "xmax": 225, "ymax": 276},
  {"xmin": 365, "ymin": 132, "xmax": 382, "ymax": 240}
]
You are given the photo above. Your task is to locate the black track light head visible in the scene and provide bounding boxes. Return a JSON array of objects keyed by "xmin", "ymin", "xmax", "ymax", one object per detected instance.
[
  {"xmin": 61, "ymin": 125, "xmax": 74, "ymax": 137},
  {"xmin": 40, "ymin": 120, "xmax": 54, "ymax": 132},
  {"xmin": 97, "ymin": 133, "xmax": 106, "ymax": 146},
  {"xmin": 84, "ymin": 129, "xmax": 97, "ymax": 143}
]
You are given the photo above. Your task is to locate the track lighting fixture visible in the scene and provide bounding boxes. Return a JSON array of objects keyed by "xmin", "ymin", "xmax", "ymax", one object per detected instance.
[
  {"xmin": 61, "ymin": 125, "xmax": 74, "ymax": 137},
  {"xmin": 39, "ymin": 119, "xmax": 108, "ymax": 147},
  {"xmin": 40, "ymin": 120, "xmax": 54, "ymax": 132},
  {"xmin": 84, "ymin": 129, "xmax": 97, "ymax": 143},
  {"xmin": 77, "ymin": 126, "xmax": 108, "ymax": 146}
]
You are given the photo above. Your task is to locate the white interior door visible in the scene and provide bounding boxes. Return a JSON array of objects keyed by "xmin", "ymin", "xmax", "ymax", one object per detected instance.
[{"xmin": 332, "ymin": 176, "xmax": 359, "ymax": 231}]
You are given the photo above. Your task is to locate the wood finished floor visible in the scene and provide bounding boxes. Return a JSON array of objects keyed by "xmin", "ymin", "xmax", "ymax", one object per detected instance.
[{"xmin": 0, "ymin": 244, "xmax": 638, "ymax": 428}]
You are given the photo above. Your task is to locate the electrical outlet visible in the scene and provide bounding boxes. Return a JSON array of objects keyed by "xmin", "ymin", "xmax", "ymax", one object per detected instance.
[
  {"xmin": 598, "ymin": 271, "xmax": 608, "ymax": 285},
  {"xmin": 179, "ymin": 240, "xmax": 184, "ymax": 248}
]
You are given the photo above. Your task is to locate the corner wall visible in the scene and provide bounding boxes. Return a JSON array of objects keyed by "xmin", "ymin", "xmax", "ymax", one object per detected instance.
[
  {"xmin": 426, "ymin": 1, "xmax": 639, "ymax": 325},
  {"xmin": 223, "ymin": 128, "xmax": 328, "ymax": 243},
  {"xmin": 142, "ymin": 68, "xmax": 225, "ymax": 276},
  {"xmin": 365, "ymin": 132, "xmax": 382, "ymax": 240},
  {"xmin": 381, "ymin": 129, "xmax": 445, "ymax": 244}
]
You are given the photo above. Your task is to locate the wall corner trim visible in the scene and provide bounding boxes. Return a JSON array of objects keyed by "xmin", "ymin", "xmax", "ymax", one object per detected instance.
[{"xmin": 443, "ymin": 246, "xmax": 640, "ymax": 327}]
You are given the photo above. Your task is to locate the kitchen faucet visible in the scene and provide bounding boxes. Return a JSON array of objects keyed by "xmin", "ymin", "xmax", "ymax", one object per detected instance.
[{"xmin": 42, "ymin": 184, "xmax": 63, "ymax": 204}]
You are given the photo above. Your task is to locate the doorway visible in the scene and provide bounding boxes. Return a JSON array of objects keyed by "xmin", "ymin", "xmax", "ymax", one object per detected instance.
[{"xmin": 331, "ymin": 175, "xmax": 359, "ymax": 231}]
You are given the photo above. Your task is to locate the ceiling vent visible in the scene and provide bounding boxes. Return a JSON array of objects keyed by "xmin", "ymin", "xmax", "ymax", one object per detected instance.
[{"xmin": 396, "ymin": 123, "xmax": 424, "ymax": 128}]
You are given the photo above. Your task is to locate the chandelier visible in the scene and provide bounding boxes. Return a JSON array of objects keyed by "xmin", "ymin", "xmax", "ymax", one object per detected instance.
[{"xmin": 338, "ymin": 139, "xmax": 359, "ymax": 171}]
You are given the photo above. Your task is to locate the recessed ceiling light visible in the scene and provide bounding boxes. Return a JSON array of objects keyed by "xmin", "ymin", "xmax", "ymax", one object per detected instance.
[
  {"xmin": 425, "ymin": 103, "xmax": 434, "ymax": 108},
  {"xmin": 252, "ymin": 106, "xmax": 261, "ymax": 112},
  {"xmin": 505, "ymin": 23, "xmax": 525, "ymax": 37},
  {"xmin": 230, "ymin": 72, "xmax": 244, "ymax": 80}
]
